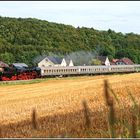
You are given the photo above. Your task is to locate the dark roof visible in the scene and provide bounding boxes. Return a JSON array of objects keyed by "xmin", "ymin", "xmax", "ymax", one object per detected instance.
[
  {"xmin": 117, "ymin": 57, "xmax": 134, "ymax": 65},
  {"xmin": 96, "ymin": 56, "xmax": 108, "ymax": 65},
  {"xmin": 12, "ymin": 63, "xmax": 28, "ymax": 68},
  {"xmin": 96, "ymin": 56, "xmax": 107, "ymax": 62},
  {"xmin": 0, "ymin": 61, "xmax": 9, "ymax": 67},
  {"xmin": 47, "ymin": 56, "xmax": 62, "ymax": 64},
  {"xmin": 36, "ymin": 55, "xmax": 48, "ymax": 63}
]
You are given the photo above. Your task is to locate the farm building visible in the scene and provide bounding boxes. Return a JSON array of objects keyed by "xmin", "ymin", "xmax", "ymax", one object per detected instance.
[
  {"xmin": 0, "ymin": 61, "xmax": 9, "ymax": 68},
  {"xmin": 38, "ymin": 56, "xmax": 74, "ymax": 67},
  {"xmin": 96, "ymin": 56, "xmax": 110, "ymax": 66},
  {"xmin": 111, "ymin": 57, "xmax": 134, "ymax": 65},
  {"xmin": 0, "ymin": 61, "xmax": 9, "ymax": 72}
]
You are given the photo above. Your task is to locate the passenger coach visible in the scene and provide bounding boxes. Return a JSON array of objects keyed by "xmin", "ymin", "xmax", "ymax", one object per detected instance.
[{"xmin": 40, "ymin": 65, "xmax": 140, "ymax": 77}]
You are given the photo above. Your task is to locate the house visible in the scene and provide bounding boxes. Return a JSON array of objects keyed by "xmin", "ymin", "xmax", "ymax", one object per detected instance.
[
  {"xmin": 0, "ymin": 61, "xmax": 9, "ymax": 72},
  {"xmin": 38, "ymin": 56, "xmax": 74, "ymax": 67},
  {"xmin": 96, "ymin": 56, "xmax": 110, "ymax": 66},
  {"xmin": 0, "ymin": 61, "xmax": 9, "ymax": 68},
  {"xmin": 111, "ymin": 59, "xmax": 119, "ymax": 65},
  {"xmin": 111, "ymin": 57, "xmax": 134, "ymax": 65}
]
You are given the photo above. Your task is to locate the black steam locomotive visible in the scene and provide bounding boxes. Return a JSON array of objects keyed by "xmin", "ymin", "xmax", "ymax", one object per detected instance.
[{"xmin": 0, "ymin": 63, "xmax": 41, "ymax": 81}]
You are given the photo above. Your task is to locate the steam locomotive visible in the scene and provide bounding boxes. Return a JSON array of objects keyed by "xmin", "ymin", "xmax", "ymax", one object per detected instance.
[{"xmin": 0, "ymin": 63, "xmax": 41, "ymax": 81}]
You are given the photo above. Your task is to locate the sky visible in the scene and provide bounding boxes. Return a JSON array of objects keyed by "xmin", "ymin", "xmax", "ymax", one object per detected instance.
[{"xmin": 0, "ymin": 1, "xmax": 140, "ymax": 34}]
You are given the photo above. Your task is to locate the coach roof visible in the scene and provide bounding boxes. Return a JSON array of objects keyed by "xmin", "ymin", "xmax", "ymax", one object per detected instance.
[{"xmin": 12, "ymin": 63, "xmax": 28, "ymax": 68}]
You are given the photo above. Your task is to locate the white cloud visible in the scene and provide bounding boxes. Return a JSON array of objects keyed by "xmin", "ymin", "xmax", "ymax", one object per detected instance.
[{"xmin": 0, "ymin": 1, "xmax": 140, "ymax": 34}]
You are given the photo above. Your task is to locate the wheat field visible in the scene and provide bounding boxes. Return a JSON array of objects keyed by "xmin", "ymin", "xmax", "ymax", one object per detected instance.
[{"xmin": 0, "ymin": 73, "xmax": 140, "ymax": 138}]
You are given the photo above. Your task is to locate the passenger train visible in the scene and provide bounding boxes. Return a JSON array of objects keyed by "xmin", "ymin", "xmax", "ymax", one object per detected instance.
[
  {"xmin": 41, "ymin": 65, "xmax": 140, "ymax": 77},
  {"xmin": 0, "ymin": 64, "xmax": 140, "ymax": 81}
]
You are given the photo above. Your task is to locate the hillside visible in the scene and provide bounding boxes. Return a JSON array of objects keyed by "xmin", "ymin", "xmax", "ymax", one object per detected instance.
[{"xmin": 0, "ymin": 16, "xmax": 140, "ymax": 66}]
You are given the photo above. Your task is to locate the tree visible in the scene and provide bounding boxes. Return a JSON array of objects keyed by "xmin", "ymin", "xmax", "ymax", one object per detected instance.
[
  {"xmin": 90, "ymin": 59, "xmax": 101, "ymax": 65},
  {"xmin": 0, "ymin": 52, "xmax": 15, "ymax": 64},
  {"xmin": 0, "ymin": 16, "xmax": 139, "ymax": 65}
]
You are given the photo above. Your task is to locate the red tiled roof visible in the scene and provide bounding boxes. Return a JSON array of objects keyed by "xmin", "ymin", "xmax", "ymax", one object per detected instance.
[
  {"xmin": 110, "ymin": 62, "xmax": 116, "ymax": 65},
  {"xmin": 112, "ymin": 59, "xmax": 119, "ymax": 63},
  {"xmin": 117, "ymin": 58, "xmax": 134, "ymax": 65}
]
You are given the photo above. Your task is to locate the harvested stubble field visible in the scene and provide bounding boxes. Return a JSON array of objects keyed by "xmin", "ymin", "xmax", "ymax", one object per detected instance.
[{"xmin": 0, "ymin": 73, "xmax": 140, "ymax": 138}]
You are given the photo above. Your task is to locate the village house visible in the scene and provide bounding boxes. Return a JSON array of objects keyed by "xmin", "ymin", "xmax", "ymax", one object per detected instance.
[
  {"xmin": 0, "ymin": 61, "xmax": 9, "ymax": 68},
  {"xmin": 111, "ymin": 57, "xmax": 134, "ymax": 65},
  {"xmin": 0, "ymin": 61, "xmax": 9, "ymax": 72},
  {"xmin": 38, "ymin": 56, "xmax": 74, "ymax": 67}
]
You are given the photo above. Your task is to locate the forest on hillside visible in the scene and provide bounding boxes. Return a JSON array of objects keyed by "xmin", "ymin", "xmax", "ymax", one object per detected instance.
[{"xmin": 0, "ymin": 16, "xmax": 140, "ymax": 66}]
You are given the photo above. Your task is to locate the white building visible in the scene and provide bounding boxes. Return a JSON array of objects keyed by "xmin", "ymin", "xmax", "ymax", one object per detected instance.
[
  {"xmin": 104, "ymin": 57, "xmax": 110, "ymax": 66},
  {"xmin": 38, "ymin": 56, "xmax": 74, "ymax": 67}
]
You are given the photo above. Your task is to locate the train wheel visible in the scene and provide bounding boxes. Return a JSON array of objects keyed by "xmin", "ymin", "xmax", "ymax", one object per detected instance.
[
  {"xmin": 26, "ymin": 72, "xmax": 36, "ymax": 79},
  {"xmin": 17, "ymin": 72, "xmax": 38, "ymax": 80},
  {"xmin": 11, "ymin": 75, "xmax": 17, "ymax": 80},
  {"xmin": 1, "ymin": 76, "xmax": 10, "ymax": 81},
  {"xmin": 17, "ymin": 74, "xmax": 24, "ymax": 80},
  {"xmin": 31, "ymin": 71, "xmax": 38, "ymax": 79},
  {"xmin": 22, "ymin": 73, "xmax": 28, "ymax": 80},
  {"xmin": 25, "ymin": 73, "xmax": 31, "ymax": 80}
]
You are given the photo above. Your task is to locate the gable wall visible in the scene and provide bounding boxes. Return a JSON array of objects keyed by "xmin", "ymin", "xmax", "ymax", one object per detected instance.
[
  {"xmin": 69, "ymin": 60, "xmax": 74, "ymax": 66},
  {"xmin": 105, "ymin": 57, "xmax": 110, "ymax": 66},
  {"xmin": 38, "ymin": 58, "xmax": 55, "ymax": 67},
  {"xmin": 61, "ymin": 58, "xmax": 67, "ymax": 66}
]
